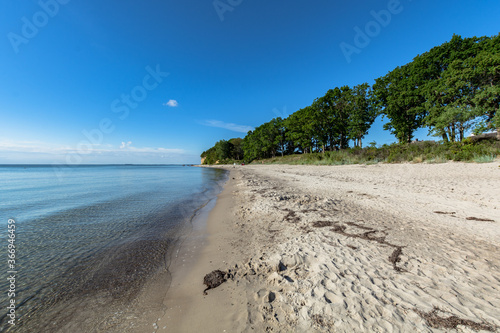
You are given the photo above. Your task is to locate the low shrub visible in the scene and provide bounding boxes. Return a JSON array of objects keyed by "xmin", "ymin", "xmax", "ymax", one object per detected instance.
[{"xmin": 248, "ymin": 139, "xmax": 499, "ymax": 166}]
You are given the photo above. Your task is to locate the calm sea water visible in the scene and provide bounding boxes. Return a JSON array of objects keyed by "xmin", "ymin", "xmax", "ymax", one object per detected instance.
[{"xmin": 0, "ymin": 165, "xmax": 227, "ymax": 332}]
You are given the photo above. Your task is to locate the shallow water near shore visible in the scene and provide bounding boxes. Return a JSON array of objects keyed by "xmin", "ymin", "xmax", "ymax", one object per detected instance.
[{"xmin": 0, "ymin": 164, "xmax": 227, "ymax": 332}]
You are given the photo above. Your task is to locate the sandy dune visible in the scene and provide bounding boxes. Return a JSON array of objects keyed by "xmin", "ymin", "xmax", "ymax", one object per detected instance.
[{"xmin": 157, "ymin": 162, "xmax": 500, "ymax": 332}]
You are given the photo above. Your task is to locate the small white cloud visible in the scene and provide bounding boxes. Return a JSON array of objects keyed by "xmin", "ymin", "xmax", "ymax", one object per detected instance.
[
  {"xmin": 163, "ymin": 100, "xmax": 178, "ymax": 107},
  {"xmin": 120, "ymin": 141, "xmax": 132, "ymax": 149},
  {"xmin": 202, "ymin": 120, "xmax": 254, "ymax": 133}
]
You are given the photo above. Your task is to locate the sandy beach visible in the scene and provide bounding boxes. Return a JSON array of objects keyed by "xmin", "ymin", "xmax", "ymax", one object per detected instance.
[{"xmin": 152, "ymin": 162, "xmax": 500, "ymax": 332}]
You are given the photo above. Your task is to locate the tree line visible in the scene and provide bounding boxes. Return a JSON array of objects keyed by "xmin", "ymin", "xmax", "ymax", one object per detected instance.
[
  {"xmin": 201, "ymin": 138, "xmax": 243, "ymax": 164},
  {"xmin": 201, "ymin": 34, "xmax": 499, "ymax": 163}
]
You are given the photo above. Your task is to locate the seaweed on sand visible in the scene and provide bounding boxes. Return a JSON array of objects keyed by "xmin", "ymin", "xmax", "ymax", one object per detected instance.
[
  {"xmin": 415, "ymin": 307, "xmax": 497, "ymax": 331},
  {"xmin": 203, "ymin": 270, "xmax": 227, "ymax": 295}
]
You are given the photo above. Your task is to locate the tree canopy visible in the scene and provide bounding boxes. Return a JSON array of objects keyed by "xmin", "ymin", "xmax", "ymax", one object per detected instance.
[{"xmin": 201, "ymin": 34, "xmax": 499, "ymax": 163}]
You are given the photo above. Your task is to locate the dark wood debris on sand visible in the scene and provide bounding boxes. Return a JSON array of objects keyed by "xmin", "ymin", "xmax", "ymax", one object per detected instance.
[{"xmin": 203, "ymin": 270, "xmax": 227, "ymax": 295}]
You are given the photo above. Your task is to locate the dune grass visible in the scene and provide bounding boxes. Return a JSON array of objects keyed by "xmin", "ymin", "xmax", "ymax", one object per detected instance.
[
  {"xmin": 473, "ymin": 154, "xmax": 497, "ymax": 163},
  {"xmin": 249, "ymin": 140, "xmax": 499, "ymax": 166}
]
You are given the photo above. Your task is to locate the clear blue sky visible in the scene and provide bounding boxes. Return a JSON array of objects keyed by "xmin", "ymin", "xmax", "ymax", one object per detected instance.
[{"xmin": 1, "ymin": 0, "xmax": 499, "ymax": 164}]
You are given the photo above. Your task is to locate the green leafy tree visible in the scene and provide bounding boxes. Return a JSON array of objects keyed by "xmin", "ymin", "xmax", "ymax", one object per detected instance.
[
  {"xmin": 347, "ymin": 83, "xmax": 378, "ymax": 147},
  {"xmin": 200, "ymin": 147, "xmax": 217, "ymax": 164},
  {"xmin": 270, "ymin": 117, "xmax": 288, "ymax": 157},
  {"xmin": 313, "ymin": 87, "xmax": 351, "ymax": 151},
  {"xmin": 201, "ymin": 138, "xmax": 244, "ymax": 164},
  {"xmin": 469, "ymin": 41, "xmax": 500, "ymax": 132},
  {"xmin": 428, "ymin": 105, "xmax": 480, "ymax": 142},
  {"xmin": 284, "ymin": 107, "xmax": 316, "ymax": 153},
  {"xmin": 241, "ymin": 130, "xmax": 258, "ymax": 161},
  {"xmin": 425, "ymin": 59, "xmax": 477, "ymax": 141},
  {"xmin": 242, "ymin": 119, "xmax": 281, "ymax": 161},
  {"xmin": 214, "ymin": 140, "xmax": 233, "ymax": 161},
  {"xmin": 422, "ymin": 35, "xmax": 494, "ymax": 141},
  {"xmin": 229, "ymin": 138, "xmax": 243, "ymax": 160},
  {"xmin": 373, "ymin": 63, "xmax": 427, "ymax": 143}
]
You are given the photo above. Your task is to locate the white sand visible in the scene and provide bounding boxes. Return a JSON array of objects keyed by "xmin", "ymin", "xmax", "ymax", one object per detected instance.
[{"xmin": 152, "ymin": 162, "xmax": 500, "ymax": 332}]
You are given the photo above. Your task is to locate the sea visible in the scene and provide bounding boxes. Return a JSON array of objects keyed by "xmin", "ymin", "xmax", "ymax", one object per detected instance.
[{"xmin": 0, "ymin": 164, "xmax": 227, "ymax": 332}]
